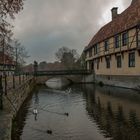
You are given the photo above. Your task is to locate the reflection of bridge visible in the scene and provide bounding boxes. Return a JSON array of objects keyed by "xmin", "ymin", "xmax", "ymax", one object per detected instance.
[{"xmin": 35, "ymin": 70, "xmax": 92, "ymax": 76}]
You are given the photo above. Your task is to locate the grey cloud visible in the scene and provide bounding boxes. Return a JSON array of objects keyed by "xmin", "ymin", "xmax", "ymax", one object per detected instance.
[{"xmin": 12, "ymin": 0, "xmax": 132, "ymax": 64}]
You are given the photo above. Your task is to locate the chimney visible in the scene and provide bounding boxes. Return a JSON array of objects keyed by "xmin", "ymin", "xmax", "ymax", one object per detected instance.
[{"xmin": 111, "ymin": 7, "xmax": 118, "ymax": 20}]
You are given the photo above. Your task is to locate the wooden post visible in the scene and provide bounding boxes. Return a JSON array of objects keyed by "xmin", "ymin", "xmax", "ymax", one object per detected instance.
[
  {"xmin": 0, "ymin": 75, "xmax": 3, "ymax": 110},
  {"xmin": 19, "ymin": 74, "xmax": 21, "ymax": 84},
  {"xmin": 4, "ymin": 74, "xmax": 7, "ymax": 95},
  {"xmin": 26, "ymin": 73, "xmax": 27, "ymax": 80},
  {"xmin": 33, "ymin": 61, "xmax": 38, "ymax": 76},
  {"xmin": 23, "ymin": 74, "xmax": 24, "ymax": 82},
  {"xmin": 13, "ymin": 74, "xmax": 15, "ymax": 89}
]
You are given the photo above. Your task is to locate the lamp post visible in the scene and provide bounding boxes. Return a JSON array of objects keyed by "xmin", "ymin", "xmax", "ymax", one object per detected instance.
[
  {"xmin": 0, "ymin": 75, "xmax": 3, "ymax": 110},
  {"xmin": 33, "ymin": 61, "xmax": 38, "ymax": 76},
  {"xmin": 2, "ymin": 35, "xmax": 7, "ymax": 95},
  {"xmin": 15, "ymin": 46, "xmax": 18, "ymax": 73}
]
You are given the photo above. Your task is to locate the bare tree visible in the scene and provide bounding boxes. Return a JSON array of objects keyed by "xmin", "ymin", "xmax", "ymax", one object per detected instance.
[
  {"xmin": 55, "ymin": 46, "xmax": 79, "ymax": 70},
  {"xmin": 76, "ymin": 52, "xmax": 86, "ymax": 69},
  {"xmin": 0, "ymin": 0, "xmax": 24, "ymax": 43},
  {"xmin": 0, "ymin": 0, "xmax": 24, "ymax": 19},
  {"xmin": 0, "ymin": 0, "xmax": 25, "ymax": 72},
  {"xmin": 12, "ymin": 39, "xmax": 29, "ymax": 72},
  {"xmin": 0, "ymin": 20, "xmax": 13, "ymax": 72}
]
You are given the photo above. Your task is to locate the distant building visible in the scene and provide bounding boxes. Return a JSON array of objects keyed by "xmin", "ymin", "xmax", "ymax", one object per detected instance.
[
  {"xmin": 22, "ymin": 63, "xmax": 34, "ymax": 73},
  {"xmin": 84, "ymin": 0, "xmax": 140, "ymax": 89},
  {"xmin": 0, "ymin": 52, "xmax": 15, "ymax": 75}
]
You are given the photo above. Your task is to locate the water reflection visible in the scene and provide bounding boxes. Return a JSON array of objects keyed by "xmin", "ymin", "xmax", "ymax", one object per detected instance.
[
  {"xmin": 83, "ymin": 85, "xmax": 140, "ymax": 140},
  {"xmin": 12, "ymin": 84, "xmax": 140, "ymax": 140},
  {"xmin": 33, "ymin": 89, "xmax": 39, "ymax": 121},
  {"xmin": 12, "ymin": 87, "xmax": 39, "ymax": 140}
]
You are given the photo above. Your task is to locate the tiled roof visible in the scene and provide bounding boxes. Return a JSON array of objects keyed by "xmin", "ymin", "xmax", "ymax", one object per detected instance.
[{"xmin": 85, "ymin": 0, "xmax": 140, "ymax": 51}]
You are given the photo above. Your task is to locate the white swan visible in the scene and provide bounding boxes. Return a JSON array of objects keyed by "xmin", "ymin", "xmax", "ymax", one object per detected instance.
[
  {"xmin": 65, "ymin": 88, "xmax": 72, "ymax": 94},
  {"xmin": 33, "ymin": 108, "xmax": 38, "ymax": 114}
]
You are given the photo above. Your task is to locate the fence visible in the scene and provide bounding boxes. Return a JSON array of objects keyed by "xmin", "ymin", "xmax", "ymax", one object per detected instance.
[{"xmin": 0, "ymin": 73, "xmax": 33, "ymax": 110}]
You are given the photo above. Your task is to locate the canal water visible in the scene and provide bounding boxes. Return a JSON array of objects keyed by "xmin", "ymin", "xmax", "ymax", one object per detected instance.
[{"xmin": 12, "ymin": 84, "xmax": 140, "ymax": 140}]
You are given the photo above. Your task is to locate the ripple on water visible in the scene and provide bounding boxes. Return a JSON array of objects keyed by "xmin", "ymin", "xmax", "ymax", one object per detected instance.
[{"xmin": 12, "ymin": 85, "xmax": 140, "ymax": 140}]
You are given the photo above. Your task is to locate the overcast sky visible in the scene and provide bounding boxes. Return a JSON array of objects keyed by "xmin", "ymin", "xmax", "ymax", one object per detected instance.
[{"xmin": 12, "ymin": 0, "xmax": 131, "ymax": 64}]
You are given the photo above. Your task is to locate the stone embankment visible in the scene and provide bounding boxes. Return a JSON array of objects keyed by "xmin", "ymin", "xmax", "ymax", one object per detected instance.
[{"xmin": 0, "ymin": 75, "xmax": 35, "ymax": 140}]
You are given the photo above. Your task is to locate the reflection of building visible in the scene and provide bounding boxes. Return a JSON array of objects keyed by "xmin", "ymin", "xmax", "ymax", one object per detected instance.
[
  {"xmin": 83, "ymin": 85, "xmax": 140, "ymax": 140},
  {"xmin": 84, "ymin": 0, "xmax": 140, "ymax": 89}
]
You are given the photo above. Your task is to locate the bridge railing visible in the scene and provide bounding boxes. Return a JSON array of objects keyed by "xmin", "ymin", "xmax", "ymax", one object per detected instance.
[{"xmin": 35, "ymin": 69, "xmax": 92, "ymax": 76}]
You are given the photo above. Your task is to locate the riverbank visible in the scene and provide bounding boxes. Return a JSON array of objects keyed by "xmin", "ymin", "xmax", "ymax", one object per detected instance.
[
  {"xmin": 1, "ymin": 72, "xmax": 140, "ymax": 140},
  {"xmin": 0, "ymin": 76, "xmax": 35, "ymax": 140},
  {"xmin": 95, "ymin": 75, "xmax": 140, "ymax": 90},
  {"xmin": 83, "ymin": 73, "xmax": 140, "ymax": 91}
]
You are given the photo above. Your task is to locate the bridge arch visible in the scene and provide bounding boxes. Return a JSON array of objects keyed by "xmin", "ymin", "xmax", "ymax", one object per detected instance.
[
  {"xmin": 36, "ymin": 75, "xmax": 84, "ymax": 85},
  {"xmin": 34, "ymin": 70, "xmax": 93, "ymax": 84}
]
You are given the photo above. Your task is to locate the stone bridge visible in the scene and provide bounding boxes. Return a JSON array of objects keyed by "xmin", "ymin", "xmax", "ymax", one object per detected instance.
[{"xmin": 34, "ymin": 70, "xmax": 94, "ymax": 84}]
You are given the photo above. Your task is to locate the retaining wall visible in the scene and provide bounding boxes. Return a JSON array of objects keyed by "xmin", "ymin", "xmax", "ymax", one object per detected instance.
[
  {"xmin": 95, "ymin": 75, "xmax": 140, "ymax": 90},
  {"xmin": 1, "ymin": 77, "xmax": 35, "ymax": 140}
]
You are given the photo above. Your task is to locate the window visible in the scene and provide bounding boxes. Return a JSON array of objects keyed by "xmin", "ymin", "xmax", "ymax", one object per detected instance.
[
  {"xmin": 122, "ymin": 32, "xmax": 128, "ymax": 46},
  {"xmin": 97, "ymin": 59, "xmax": 99, "ymax": 70},
  {"xmin": 93, "ymin": 44, "xmax": 98, "ymax": 55},
  {"xmin": 114, "ymin": 35, "xmax": 120, "ymax": 48},
  {"xmin": 89, "ymin": 48, "xmax": 92, "ymax": 57},
  {"xmin": 85, "ymin": 51, "xmax": 88, "ymax": 58},
  {"xmin": 104, "ymin": 40, "xmax": 109, "ymax": 51},
  {"xmin": 116, "ymin": 55, "xmax": 122, "ymax": 68},
  {"xmin": 106, "ymin": 57, "xmax": 110, "ymax": 68},
  {"xmin": 89, "ymin": 61, "xmax": 94, "ymax": 70},
  {"xmin": 0, "ymin": 47, "xmax": 3, "ymax": 52},
  {"xmin": 91, "ymin": 61, "xmax": 94, "ymax": 70},
  {"xmin": 0, "ymin": 65, "xmax": 2, "ymax": 70},
  {"xmin": 129, "ymin": 52, "xmax": 135, "ymax": 67}
]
